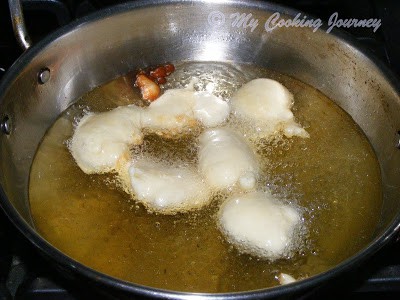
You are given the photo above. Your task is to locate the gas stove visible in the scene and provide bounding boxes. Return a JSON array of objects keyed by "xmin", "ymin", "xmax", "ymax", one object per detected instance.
[{"xmin": 1, "ymin": 1, "xmax": 400, "ymax": 299}]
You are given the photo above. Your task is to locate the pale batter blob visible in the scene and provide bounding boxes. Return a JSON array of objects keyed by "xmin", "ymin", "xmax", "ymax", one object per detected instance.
[
  {"xmin": 219, "ymin": 191, "xmax": 302, "ymax": 260},
  {"xmin": 231, "ymin": 78, "xmax": 309, "ymax": 138},
  {"xmin": 69, "ymin": 105, "xmax": 143, "ymax": 174},
  {"xmin": 142, "ymin": 84, "xmax": 229, "ymax": 137},
  {"xmin": 198, "ymin": 127, "xmax": 259, "ymax": 191},
  {"xmin": 119, "ymin": 157, "xmax": 211, "ymax": 213}
]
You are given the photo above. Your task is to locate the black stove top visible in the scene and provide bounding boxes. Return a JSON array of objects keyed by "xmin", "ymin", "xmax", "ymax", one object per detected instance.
[{"xmin": 1, "ymin": 1, "xmax": 400, "ymax": 299}]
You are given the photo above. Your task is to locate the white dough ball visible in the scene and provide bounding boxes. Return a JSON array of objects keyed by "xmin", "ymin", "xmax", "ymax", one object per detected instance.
[
  {"xmin": 69, "ymin": 105, "xmax": 143, "ymax": 174},
  {"xmin": 219, "ymin": 191, "xmax": 302, "ymax": 260},
  {"xmin": 198, "ymin": 127, "xmax": 259, "ymax": 190},
  {"xmin": 126, "ymin": 158, "xmax": 211, "ymax": 213},
  {"xmin": 193, "ymin": 91, "xmax": 230, "ymax": 127},
  {"xmin": 142, "ymin": 82, "xmax": 230, "ymax": 137},
  {"xmin": 231, "ymin": 78, "xmax": 309, "ymax": 138},
  {"xmin": 141, "ymin": 88, "xmax": 197, "ymax": 136}
]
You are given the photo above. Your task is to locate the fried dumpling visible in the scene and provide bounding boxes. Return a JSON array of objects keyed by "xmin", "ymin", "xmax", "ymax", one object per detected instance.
[
  {"xmin": 198, "ymin": 127, "xmax": 259, "ymax": 190},
  {"xmin": 218, "ymin": 191, "xmax": 302, "ymax": 260},
  {"xmin": 192, "ymin": 91, "xmax": 230, "ymax": 127},
  {"xmin": 231, "ymin": 78, "xmax": 309, "ymax": 138},
  {"xmin": 120, "ymin": 158, "xmax": 211, "ymax": 213},
  {"xmin": 142, "ymin": 84, "xmax": 229, "ymax": 137},
  {"xmin": 69, "ymin": 105, "xmax": 143, "ymax": 174}
]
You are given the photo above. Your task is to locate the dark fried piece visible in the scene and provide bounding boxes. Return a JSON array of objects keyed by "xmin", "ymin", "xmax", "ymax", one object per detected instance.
[
  {"xmin": 164, "ymin": 64, "xmax": 175, "ymax": 75},
  {"xmin": 135, "ymin": 74, "xmax": 161, "ymax": 102},
  {"xmin": 135, "ymin": 63, "xmax": 175, "ymax": 101}
]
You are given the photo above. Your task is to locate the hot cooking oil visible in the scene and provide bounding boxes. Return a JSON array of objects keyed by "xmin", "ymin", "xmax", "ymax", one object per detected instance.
[{"xmin": 29, "ymin": 62, "xmax": 382, "ymax": 293}]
